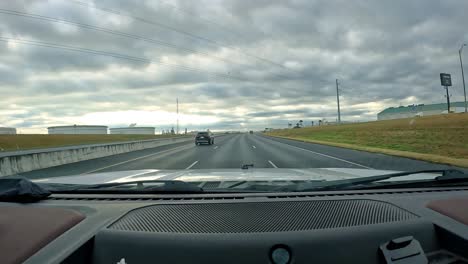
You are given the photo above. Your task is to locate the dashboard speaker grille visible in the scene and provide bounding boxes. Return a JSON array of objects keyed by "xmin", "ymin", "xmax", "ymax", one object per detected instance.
[{"xmin": 109, "ymin": 200, "xmax": 418, "ymax": 233}]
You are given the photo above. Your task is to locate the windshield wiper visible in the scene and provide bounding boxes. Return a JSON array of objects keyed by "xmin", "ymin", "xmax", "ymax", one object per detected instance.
[
  {"xmin": 279, "ymin": 169, "xmax": 468, "ymax": 192},
  {"xmin": 46, "ymin": 180, "xmax": 204, "ymax": 194}
]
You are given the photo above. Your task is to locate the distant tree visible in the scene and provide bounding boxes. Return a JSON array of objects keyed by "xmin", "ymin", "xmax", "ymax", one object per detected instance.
[
  {"xmin": 288, "ymin": 123, "xmax": 292, "ymax": 128},
  {"xmin": 299, "ymin": 120, "xmax": 303, "ymax": 127}
]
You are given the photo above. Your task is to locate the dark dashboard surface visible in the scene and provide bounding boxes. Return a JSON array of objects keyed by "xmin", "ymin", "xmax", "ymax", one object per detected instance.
[{"xmin": 2, "ymin": 187, "xmax": 468, "ymax": 264}]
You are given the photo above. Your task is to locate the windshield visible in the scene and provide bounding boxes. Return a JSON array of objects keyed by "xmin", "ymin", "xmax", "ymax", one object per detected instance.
[{"xmin": 1, "ymin": 0, "xmax": 468, "ymax": 192}]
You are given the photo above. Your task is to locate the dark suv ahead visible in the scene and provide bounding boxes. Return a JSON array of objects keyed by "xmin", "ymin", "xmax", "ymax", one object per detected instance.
[{"xmin": 195, "ymin": 131, "xmax": 214, "ymax": 145}]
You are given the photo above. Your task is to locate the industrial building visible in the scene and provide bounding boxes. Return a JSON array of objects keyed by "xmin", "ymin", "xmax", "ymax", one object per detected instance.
[
  {"xmin": 48, "ymin": 125, "xmax": 108, "ymax": 134},
  {"xmin": 0, "ymin": 127, "xmax": 16, "ymax": 134},
  {"xmin": 377, "ymin": 101, "xmax": 466, "ymax": 120},
  {"xmin": 109, "ymin": 127, "xmax": 155, "ymax": 135}
]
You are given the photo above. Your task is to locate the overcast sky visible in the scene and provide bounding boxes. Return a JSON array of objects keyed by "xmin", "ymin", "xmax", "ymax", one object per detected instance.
[{"xmin": 1, "ymin": 0, "xmax": 468, "ymax": 133}]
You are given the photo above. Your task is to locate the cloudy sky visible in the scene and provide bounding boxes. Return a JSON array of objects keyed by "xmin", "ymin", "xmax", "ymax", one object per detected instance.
[{"xmin": 1, "ymin": 0, "xmax": 468, "ymax": 133}]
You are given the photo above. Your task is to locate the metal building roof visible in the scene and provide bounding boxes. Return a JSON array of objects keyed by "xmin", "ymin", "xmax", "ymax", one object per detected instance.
[
  {"xmin": 378, "ymin": 102, "xmax": 466, "ymax": 115},
  {"xmin": 47, "ymin": 125, "xmax": 108, "ymax": 129}
]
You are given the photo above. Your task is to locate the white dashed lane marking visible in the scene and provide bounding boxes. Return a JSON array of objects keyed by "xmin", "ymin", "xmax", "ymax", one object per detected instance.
[
  {"xmin": 268, "ymin": 160, "xmax": 278, "ymax": 168},
  {"xmin": 185, "ymin": 160, "xmax": 199, "ymax": 170}
]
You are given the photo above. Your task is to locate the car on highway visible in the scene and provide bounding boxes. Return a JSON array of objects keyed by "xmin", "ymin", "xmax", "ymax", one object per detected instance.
[{"xmin": 195, "ymin": 131, "xmax": 214, "ymax": 145}]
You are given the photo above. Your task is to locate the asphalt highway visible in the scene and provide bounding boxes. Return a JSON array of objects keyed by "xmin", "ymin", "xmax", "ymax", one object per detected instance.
[{"xmin": 19, "ymin": 133, "xmax": 467, "ymax": 179}]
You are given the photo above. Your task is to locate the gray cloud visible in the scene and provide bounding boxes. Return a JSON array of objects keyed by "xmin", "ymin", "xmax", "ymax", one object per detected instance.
[{"xmin": 1, "ymin": 0, "xmax": 468, "ymax": 132}]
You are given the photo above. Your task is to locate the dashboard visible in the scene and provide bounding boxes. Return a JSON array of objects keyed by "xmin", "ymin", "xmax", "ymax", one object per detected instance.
[{"xmin": 1, "ymin": 186, "xmax": 468, "ymax": 264}]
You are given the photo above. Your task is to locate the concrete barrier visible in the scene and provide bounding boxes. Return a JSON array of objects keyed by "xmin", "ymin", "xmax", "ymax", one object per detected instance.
[{"xmin": 0, "ymin": 136, "xmax": 193, "ymax": 177}]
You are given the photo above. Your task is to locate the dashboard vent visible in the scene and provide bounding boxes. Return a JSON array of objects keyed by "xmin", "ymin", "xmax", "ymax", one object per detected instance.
[
  {"xmin": 47, "ymin": 196, "xmax": 244, "ymax": 201},
  {"xmin": 47, "ymin": 188, "xmax": 467, "ymax": 201},
  {"xmin": 109, "ymin": 199, "xmax": 418, "ymax": 233},
  {"xmin": 266, "ymin": 188, "xmax": 468, "ymax": 199}
]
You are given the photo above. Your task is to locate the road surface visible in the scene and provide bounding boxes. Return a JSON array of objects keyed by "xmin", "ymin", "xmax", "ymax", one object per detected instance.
[{"xmin": 18, "ymin": 133, "xmax": 467, "ymax": 179}]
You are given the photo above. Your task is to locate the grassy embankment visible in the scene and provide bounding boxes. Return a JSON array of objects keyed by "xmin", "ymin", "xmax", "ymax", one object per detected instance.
[
  {"xmin": 266, "ymin": 113, "xmax": 468, "ymax": 168},
  {"xmin": 0, "ymin": 134, "xmax": 187, "ymax": 151}
]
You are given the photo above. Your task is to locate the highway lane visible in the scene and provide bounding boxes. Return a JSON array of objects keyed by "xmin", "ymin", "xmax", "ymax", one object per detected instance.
[{"xmin": 18, "ymin": 133, "xmax": 467, "ymax": 179}]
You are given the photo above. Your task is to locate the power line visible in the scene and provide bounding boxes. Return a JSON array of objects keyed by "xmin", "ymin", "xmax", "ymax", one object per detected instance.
[
  {"xmin": 156, "ymin": 1, "xmax": 275, "ymax": 55},
  {"xmin": 0, "ymin": 9, "xmax": 244, "ymax": 68},
  {"xmin": 0, "ymin": 8, "xmax": 292, "ymax": 80},
  {"xmin": 0, "ymin": 37, "xmax": 246, "ymax": 81},
  {"xmin": 66, "ymin": 0, "xmax": 294, "ymax": 74},
  {"xmin": 157, "ymin": 0, "xmax": 246, "ymax": 40},
  {"xmin": 67, "ymin": 0, "xmax": 237, "ymax": 48}
]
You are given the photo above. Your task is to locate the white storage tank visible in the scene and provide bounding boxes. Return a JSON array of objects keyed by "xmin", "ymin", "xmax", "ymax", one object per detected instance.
[
  {"xmin": 0, "ymin": 127, "xmax": 16, "ymax": 134},
  {"xmin": 109, "ymin": 127, "xmax": 155, "ymax": 135},
  {"xmin": 48, "ymin": 125, "xmax": 108, "ymax": 134}
]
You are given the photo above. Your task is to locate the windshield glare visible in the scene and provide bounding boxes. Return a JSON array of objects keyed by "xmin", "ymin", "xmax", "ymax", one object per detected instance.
[{"xmin": 1, "ymin": 0, "xmax": 468, "ymax": 192}]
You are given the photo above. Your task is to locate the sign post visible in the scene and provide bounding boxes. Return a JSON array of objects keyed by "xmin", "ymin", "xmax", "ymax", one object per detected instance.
[{"xmin": 440, "ymin": 73, "xmax": 452, "ymax": 113}]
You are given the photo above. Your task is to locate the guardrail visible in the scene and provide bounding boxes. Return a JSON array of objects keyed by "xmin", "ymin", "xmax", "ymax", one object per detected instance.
[{"xmin": 0, "ymin": 136, "xmax": 193, "ymax": 177}]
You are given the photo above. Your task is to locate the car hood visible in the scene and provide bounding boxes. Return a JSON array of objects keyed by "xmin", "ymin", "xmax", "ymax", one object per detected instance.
[{"xmin": 33, "ymin": 168, "xmax": 439, "ymax": 185}]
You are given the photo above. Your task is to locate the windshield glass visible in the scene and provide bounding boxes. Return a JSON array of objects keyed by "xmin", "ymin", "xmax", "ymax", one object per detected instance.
[{"xmin": 1, "ymin": 0, "xmax": 467, "ymax": 192}]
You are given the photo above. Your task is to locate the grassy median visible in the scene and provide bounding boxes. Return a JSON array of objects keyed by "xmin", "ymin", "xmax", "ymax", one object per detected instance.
[
  {"xmin": 266, "ymin": 113, "xmax": 468, "ymax": 168},
  {"xmin": 0, "ymin": 134, "xmax": 187, "ymax": 151}
]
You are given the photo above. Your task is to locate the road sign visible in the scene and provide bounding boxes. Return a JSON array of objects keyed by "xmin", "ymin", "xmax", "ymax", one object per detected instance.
[{"xmin": 440, "ymin": 73, "xmax": 452, "ymax": 86}]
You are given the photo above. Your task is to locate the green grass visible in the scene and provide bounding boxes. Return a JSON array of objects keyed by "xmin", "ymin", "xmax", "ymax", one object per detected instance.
[
  {"xmin": 0, "ymin": 134, "xmax": 187, "ymax": 151},
  {"xmin": 266, "ymin": 113, "xmax": 468, "ymax": 167}
]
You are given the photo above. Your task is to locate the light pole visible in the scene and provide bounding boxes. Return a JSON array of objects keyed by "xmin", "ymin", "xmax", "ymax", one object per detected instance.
[
  {"xmin": 176, "ymin": 98, "xmax": 179, "ymax": 134},
  {"xmin": 459, "ymin": 44, "xmax": 467, "ymax": 113}
]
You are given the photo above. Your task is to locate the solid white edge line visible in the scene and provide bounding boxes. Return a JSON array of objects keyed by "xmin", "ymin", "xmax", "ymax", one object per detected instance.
[
  {"xmin": 263, "ymin": 136, "xmax": 373, "ymax": 169},
  {"xmin": 185, "ymin": 160, "xmax": 199, "ymax": 170},
  {"xmin": 80, "ymin": 144, "xmax": 191, "ymax": 175},
  {"xmin": 268, "ymin": 160, "xmax": 279, "ymax": 168}
]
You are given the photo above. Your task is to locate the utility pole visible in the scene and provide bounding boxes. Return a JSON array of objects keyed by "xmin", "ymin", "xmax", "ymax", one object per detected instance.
[
  {"xmin": 336, "ymin": 79, "xmax": 341, "ymax": 124},
  {"xmin": 459, "ymin": 44, "xmax": 467, "ymax": 113},
  {"xmin": 176, "ymin": 98, "xmax": 179, "ymax": 134}
]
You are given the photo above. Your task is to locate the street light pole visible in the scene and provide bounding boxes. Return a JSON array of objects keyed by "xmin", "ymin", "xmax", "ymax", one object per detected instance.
[
  {"xmin": 176, "ymin": 98, "xmax": 179, "ymax": 134},
  {"xmin": 459, "ymin": 44, "xmax": 467, "ymax": 113}
]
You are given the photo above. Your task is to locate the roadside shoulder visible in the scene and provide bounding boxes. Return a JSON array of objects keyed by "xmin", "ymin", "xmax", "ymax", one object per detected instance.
[{"xmin": 265, "ymin": 134, "xmax": 468, "ymax": 168}]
